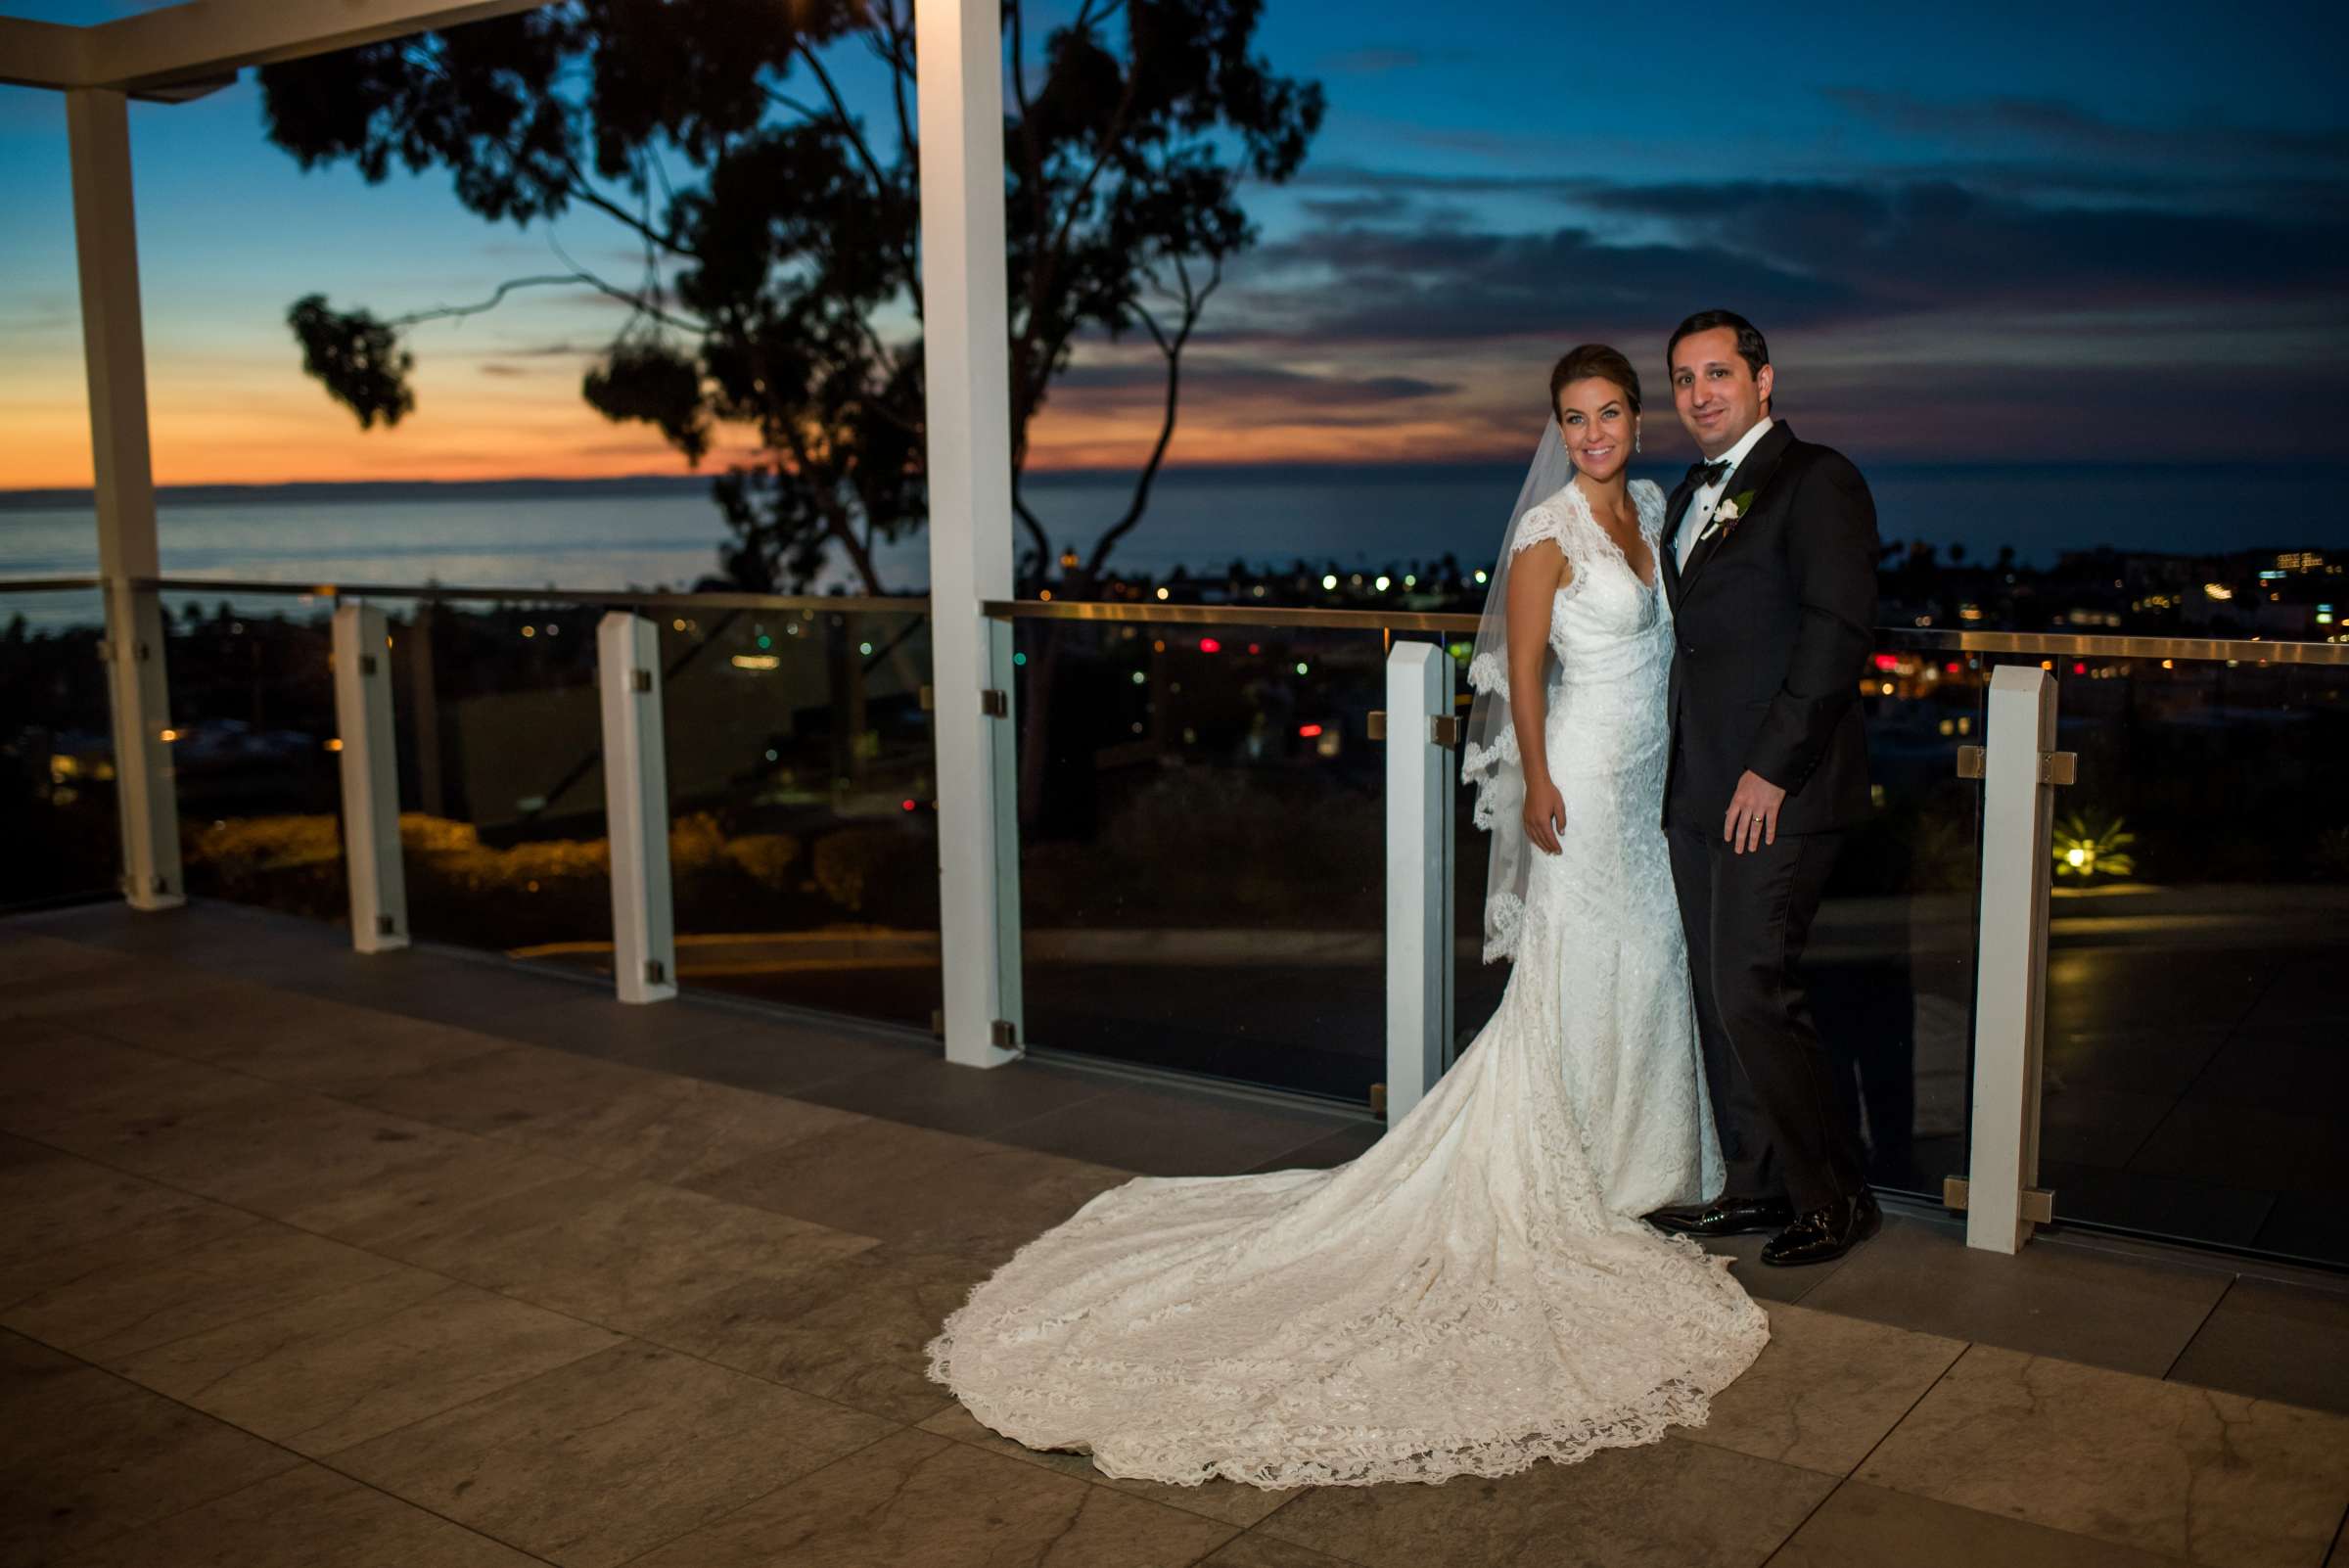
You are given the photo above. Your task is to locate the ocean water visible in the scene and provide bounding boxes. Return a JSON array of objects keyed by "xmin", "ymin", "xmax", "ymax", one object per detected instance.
[{"xmin": 0, "ymin": 463, "xmax": 2327, "ymax": 624}]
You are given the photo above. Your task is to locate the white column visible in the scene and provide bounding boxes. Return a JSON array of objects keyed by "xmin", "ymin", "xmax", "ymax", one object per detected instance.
[
  {"xmin": 331, "ymin": 603, "xmax": 407, "ymax": 952},
  {"xmin": 1383, "ymin": 642, "xmax": 1455, "ymax": 1123},
  {"xmin": 1964, "ymin": 665, "xmax": 2058, "ymax": 1253},
  {"xmin": 917, "ymin": 0, "xmax": 1020, "ymax": 1067},
  {"xmin": 67, "ymin": 87, "xmax": 182, "ymax": 911},
  {"xmin": 597, "ymin": 612, "xmax": 676, "ymax": 1004}
]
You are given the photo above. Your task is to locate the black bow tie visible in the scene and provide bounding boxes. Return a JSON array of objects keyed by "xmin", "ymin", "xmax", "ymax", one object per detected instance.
[{"xmin": 1685, "ymin": 460, "xmax": 1729, "ymax": 489}]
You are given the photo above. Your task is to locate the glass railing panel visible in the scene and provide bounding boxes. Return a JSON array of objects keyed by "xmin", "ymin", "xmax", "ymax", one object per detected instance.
[
  {"xmin": 1824, "ymin": 642, "xmax": 1988, "ymax": 1200},
  {"xmin": 654, "ymin": 603, "xmax": 940, "ymax": 1029},
  {"xmin": 2032, "ymin": 646, "xmax": 2349, "ymax": 1265},
  {"xmin": 0, "ymin": 588, "xmax": 120, "ymax": 908},
  {"xmin": 158, "ymin": 588, "xmax": 347, "ymax": 926},
  {"xmin": 385, "ymin": 596, "xmax": 611, "ymax": 966},
  {"xmin": 1012, "ymin": 615, "xmax": 1389, "ymax": 1103}
]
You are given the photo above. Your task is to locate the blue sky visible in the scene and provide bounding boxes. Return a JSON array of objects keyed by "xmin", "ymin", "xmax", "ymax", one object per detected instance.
[{"xmin": 1, "ymin": 0, "xmax": 2342, "ymax": 485}]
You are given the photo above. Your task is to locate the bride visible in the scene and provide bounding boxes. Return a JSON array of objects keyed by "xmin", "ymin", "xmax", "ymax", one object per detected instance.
[{"xmin": 928, "ymin": 345, "xmax": 1768, "ymax": 1490}]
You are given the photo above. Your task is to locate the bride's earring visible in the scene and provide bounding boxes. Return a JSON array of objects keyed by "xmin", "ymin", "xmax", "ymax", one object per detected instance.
[{"xmin": 1635, "ymin": 425, "xmax": 1642, "ymax": 455}]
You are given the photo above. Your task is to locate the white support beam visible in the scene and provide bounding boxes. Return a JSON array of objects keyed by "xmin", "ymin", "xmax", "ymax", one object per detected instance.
[
  {"xmin": 597, "ymin": 612, "xmax": 676, "ymax": 1005},
  {"xmin": 1383, "ymin": 642, "xmax": 1454, "ymax": 1124},
  {"xmin": 67, "ymin": 87, "xmax": 182, "ymax": 911},
  {"xmin": 1964, "ymin": 665, "xmax": 2059, "ymax": 1253},
  {"xmin": 332, "ymin": 603, "xmax": 408, "ymax": 953},
  {"xmin": 917, "ymin": 0, "xmax": 1020, "ymax": 1069},
  {"xmin": 2, "ymin": 0, "xmax": 550, "ymax": 94}
]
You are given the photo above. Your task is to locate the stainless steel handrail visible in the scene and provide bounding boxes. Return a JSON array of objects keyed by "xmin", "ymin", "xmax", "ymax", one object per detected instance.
[
  {"xmin": 983, "ymin": 597, "xmax": 1479, "ymax": 634},
  {"xmin": 2, "ymin": 576, "xmax": 2341, "ymax": 666},
  {"xmin": 1880, "ymin": 627, "xmax": 2349, "ymax": 668},
  {"xmin": 981, "ymin": 598, "xmax": 2349, "ymax": 666},
  {"xmin": 0, "ymin": 576, "xmax": 104, "ymax": 593},
  {"xmin": 123, "ymin": 576, "xmax": 925, "ymax": 617}
]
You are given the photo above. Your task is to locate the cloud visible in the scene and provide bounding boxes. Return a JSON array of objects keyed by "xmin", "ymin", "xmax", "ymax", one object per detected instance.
[
  {"xmin": 1820, "ymin": 88, "xmax": 2349, "ymax": 177},
  {"xmin": 1214, "ymin": 223, "xmax": 1856, "ymax": 347},
  {"xmin": 1579, "ymin": 178, "xmax": 2349, "ymax": 312},
  {"xmin": 1048, "ymin": 357, "xmax": 1458, "ymax": 430}
]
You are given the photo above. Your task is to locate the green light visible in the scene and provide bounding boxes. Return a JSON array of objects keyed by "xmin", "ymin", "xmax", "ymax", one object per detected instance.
[{"xmin": 756, "ymin": 634, "xmax": 772, "ymax": 649}]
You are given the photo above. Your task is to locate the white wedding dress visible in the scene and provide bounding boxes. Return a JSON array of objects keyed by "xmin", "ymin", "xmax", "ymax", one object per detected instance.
[{"xmin": 928, "ymin": 479, "xmax": 1768, "ymax": 1489}]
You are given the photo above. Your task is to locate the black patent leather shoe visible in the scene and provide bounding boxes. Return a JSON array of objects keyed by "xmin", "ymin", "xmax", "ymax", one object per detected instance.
[
  {"xmin": 1760, "ymin": 1191, "xmax": 1882, "ymax": 1267},
  {"xmin": 1648, "ymin": 1194, "xmax": 1796, "ymax": 1238}
]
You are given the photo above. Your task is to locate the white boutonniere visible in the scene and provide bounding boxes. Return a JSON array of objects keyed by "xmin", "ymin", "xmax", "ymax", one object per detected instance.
[{"xmin": 1701, "ymin": 489, "xmax": 1758, "ymax": 541}]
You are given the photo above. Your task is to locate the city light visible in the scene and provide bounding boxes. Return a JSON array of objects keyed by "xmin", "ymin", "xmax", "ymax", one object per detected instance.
[
  {"xmin": 1156, "ymin": 586, "xmax": 1171, "ymax": 601},
  {"xmin": 901, "ymin": 800, "xmax": 917, "ymax": 812},
  {"xmin": 1375, "ymin": 576, "xmax": 1391, "ymax": 591},
  {"xmin": 1321, "ymin": 574, "xmax": 1338, "ymax": 590},
  {"xmin": 323, "ymin": 737, "xmax": 343, "ymax": 752},
  {"xmin": 858, "ymin": 641, "xmax": 873, "ymax": 655},
  {"xmin": 1131, "ymin": 670, "xmax": 1146, "ymax": 684},
  {"xmin": 1475, "ymin": 570, "xmax": 1489, "ymax": 584},
  {"xmin": 1199, "ymin": 637, "xmax": 1222, "ymax": 653},
  {"xmin": 731, "ymin": 654, "xmax": 781, "ymax": 670},
  {"xmin": 2203, "ymin": 582, "xmax": 2234, "ymax": 601},
  {"xmin": 521, "ymin": 625, "xmax": 535, "ymax": 637},
  {"xmin": 1299, "ymin": 723, "xmax": 1324, "ymax": 738},
  {"xmin": 1295, "ymin": 662, "xmax": 1310, "ymax": 675}
]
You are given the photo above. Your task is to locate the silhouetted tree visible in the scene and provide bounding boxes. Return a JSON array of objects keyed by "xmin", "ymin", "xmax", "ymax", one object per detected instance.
[{"xmin": 260, "ymin": 0, "xmax": 1321, "ymax": 593}]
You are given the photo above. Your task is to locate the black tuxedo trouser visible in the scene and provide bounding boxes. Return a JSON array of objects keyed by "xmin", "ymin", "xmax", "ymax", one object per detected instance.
[{"xmin": 1666, "ymin": 823, "xmax": 1865, "ymax": 1215}]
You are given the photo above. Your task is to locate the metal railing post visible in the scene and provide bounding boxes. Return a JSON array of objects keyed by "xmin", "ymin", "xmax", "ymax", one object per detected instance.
[
  {"xmin": 597, "ymin": 611, "xmax": 676, "ymax": 1004},
  {"xmin": 1960, "ymin": 664, "xmax": 2062, "ymax": 1252},
  {"xmin": 331, "ymin": 603, "xmax": 407, "ymax": 952},
  {"xmin": 1382, "ymin": 641, "xmax": 1455, "ymax": 1124}
]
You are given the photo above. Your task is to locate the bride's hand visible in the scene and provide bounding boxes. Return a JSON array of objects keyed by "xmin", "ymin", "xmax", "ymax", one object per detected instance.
[{"xmin": 1522, "ymin": 779, "xmax": 1566, "ymax": 855}]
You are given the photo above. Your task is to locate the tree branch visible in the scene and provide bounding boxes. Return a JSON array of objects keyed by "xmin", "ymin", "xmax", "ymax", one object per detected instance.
[{"xmin": 1086, "ymin": 257, "xmax": 1219, "ymax": 576}]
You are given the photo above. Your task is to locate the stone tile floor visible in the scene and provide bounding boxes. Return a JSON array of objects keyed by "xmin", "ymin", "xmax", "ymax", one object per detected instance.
[{"xmin": 5, "ymin": 900, "xmax": 2349, "ymax": 1567}]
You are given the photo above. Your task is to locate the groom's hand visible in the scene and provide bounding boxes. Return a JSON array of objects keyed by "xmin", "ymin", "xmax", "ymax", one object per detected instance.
[{"xmin": 1724, "ymin": 770, "xmax": 1788, "ymax": 854}]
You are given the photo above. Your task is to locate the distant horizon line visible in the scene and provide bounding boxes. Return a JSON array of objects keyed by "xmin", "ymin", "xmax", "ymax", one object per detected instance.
[{"xmin": 0, "ymin": 456, "xmax": 2325, "ymax": 510}]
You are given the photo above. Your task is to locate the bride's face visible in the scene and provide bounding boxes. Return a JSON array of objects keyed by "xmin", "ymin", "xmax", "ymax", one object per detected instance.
[{"xmin": 1556, "ymin": 378, "xmax": 1636, "ymax": 482}]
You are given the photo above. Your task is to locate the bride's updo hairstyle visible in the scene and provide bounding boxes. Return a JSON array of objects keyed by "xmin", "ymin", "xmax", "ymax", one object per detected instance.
[{"xmin": 1548, "ymin": 344, "xmax": 1641, "ymax": 417}]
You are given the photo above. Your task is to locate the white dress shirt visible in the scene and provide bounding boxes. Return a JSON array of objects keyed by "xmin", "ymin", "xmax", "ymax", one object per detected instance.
[{"xmin": 1676, "ymin": 416, "xmax": 1775, "ymax": 571}]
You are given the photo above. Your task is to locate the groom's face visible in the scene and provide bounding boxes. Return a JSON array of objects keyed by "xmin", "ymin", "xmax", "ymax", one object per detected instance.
[{"xmin": 1671, "ymin": 328, "xmax": 1773, "ymax": 458}]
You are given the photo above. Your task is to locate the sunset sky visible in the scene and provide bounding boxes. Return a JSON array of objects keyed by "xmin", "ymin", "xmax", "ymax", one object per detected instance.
[{"xmin": 1, "ymin": 0, "xmax": 2343, "ymax": 489}]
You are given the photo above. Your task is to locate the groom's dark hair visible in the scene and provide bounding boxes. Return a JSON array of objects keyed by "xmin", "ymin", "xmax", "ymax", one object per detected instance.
[{"xmin": 1666, "ymin": 310, "xmax": 1770, "ymax": 382}]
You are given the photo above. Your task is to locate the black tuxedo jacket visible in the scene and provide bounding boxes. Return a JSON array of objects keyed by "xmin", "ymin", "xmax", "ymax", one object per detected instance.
[{"xmin": 1661, "ymin": 422, "xmax": 1878, "ymax": 835}]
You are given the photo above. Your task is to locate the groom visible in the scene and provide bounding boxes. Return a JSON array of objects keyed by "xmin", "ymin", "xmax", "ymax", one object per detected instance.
[{"xmin": 1650, "ymin": 310, "xmax": 1881, "ymax": 1267}]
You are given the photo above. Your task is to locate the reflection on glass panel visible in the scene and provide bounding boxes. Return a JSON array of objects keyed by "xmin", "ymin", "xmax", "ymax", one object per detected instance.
[
  {"xmin": 386, "ymin": 598, "xmax": 610, "ymax": 962},
  {"xmin": 0, "ymin": 590, "xmax": 120, "ymax": 907},
  {"xmin": 2033, "ymin": 651, "xmax": 2349, "ymax": 1266},
  {"xmin": 1015, "ymin": 618, "xmax": 1387, "ymax": 1103},
  {"xmin": 1822, "ymin": 643, "xmax": 1986, "ymax": 1200},
  {"xmin": 159, "ymin": 590, "xmax": 346, "ymax": 926},
  {"xmin": 656, "ymin": 605, "xmax": 939, "ymax": 1029},
  {"xmin": 1453, "ymin": 635, "xmax": 1987, "ymax": 1201}
]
